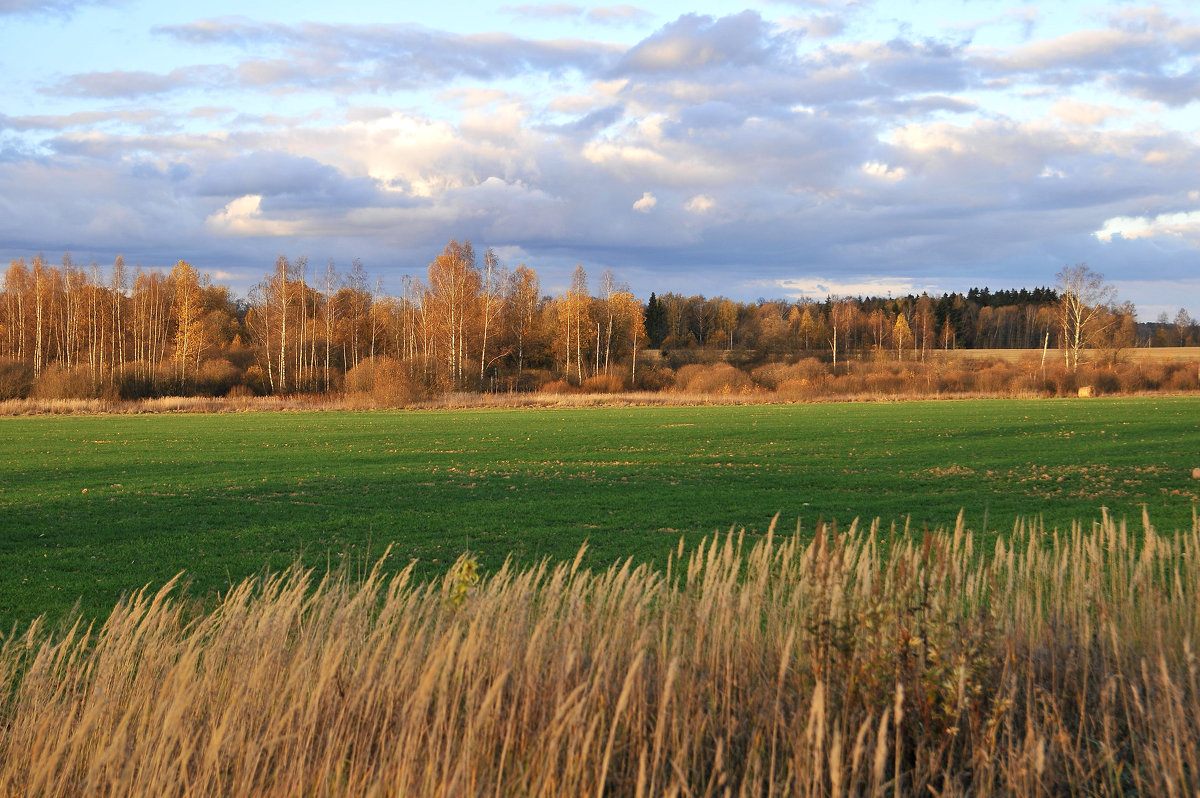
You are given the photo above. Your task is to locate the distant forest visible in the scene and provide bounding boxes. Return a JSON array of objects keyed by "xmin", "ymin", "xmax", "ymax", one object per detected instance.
[{"xmin": 2, "ymin": 241, "xmax": 1198, "ymax": 401}]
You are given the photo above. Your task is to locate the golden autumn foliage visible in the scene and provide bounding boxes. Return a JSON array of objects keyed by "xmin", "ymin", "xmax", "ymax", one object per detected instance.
[{"xmin": 2, "ymin": 248, "xmax": 1196, "ymax": 404}]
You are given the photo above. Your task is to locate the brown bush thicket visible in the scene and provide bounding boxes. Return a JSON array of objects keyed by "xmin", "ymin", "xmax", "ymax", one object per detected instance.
[
  {"xmin": 675, "ymin": 362, "xmax": 756, "ymax": 395},
  {"xmin": 108, "ymin": 362, "xmax": 173, "ymax": 400},
  {"xmin": 1164, "ymin": 361, "xmax": 1200, "ymax": 390},
  {"xmin": 0, "ymin": 359, "xmax": 34, "ymax": 400},
  {"xmin": 749, "ymin": 362, "xmax": 785, "ymax": 390},
  {"xmin": 1119, "ymin": 361, "xmax": 1169, "ymax": 392},
  {"xmin": 1073, "ymin": 365, "xmax": 1121, "ymax": 396},
  {"xmin": 1049, "ymin": 365, "xmax": 1080, "ymax": 396},
  {"xmin": 99, "ymin": 360, "xmax": 243, "ymax": 399},
  {"xmin": 2, "ymin": 351, "xmax": 1197, "ymax": 414},
  {"xmin": 660, "ymin": 347, "xmax": 706, "ymax": 370},
  {"xmin": 968, "ymin": 359, "xmax": 1013, "ymax": 395},
  {"xmin": 539, "ymin": 378, "xmax": 576, "ymax": 394},
  {"xmin": 823, "ymin": 367, "xmax": 867, "ymax": 396},
  {"xmin": 4, "ymin": 513, "xmax": 1200, "ymax": 796},
  {"xmin": 933, "ymin": 360, "xmax": 974, "ymax": 394},
  {"xmin": 188, "ymin": 359, "xmax": 241, "ymax": 397},
  {"xmin": 241, "ymin": 364, "xmax": 271, "ymax": 396},
  {"xmin": 775, "ymin": 377, "xmax": 821, "ymax": 402},
  {"xmin": 580, "ymin": 373, "xmax": 626, "ymax": 393},
  {"xmin": 342, "ymin": 358, "xmax": 374, "ymax": 394},
  {"xmin": 513, "ymin": 368, "xmax": 555, "ymax": 393},
  {"xmin": 30, "ymin": 364, "xmax": 98, "ymax": 400},
  {"xmin": 225, "ymin": 384, "xmax": 256, "ymax": 400},
  {"xmin": 343, "ymin": 356, "xmax": 426, "ymax": 408},
  {"xmin": 633, "ymin": 365, "xmax": 674, "ymax": 392},
  {"xmin": 860, "ymin": 361, "xmax": 911, "ymax": 395},
  {"xmin": 374, "ymin": 357, "xmax": 426, "ymax": 407},
  {"xmin": 743, "ymin": 354, "xmax": 1200, "ymax": 400},
  {"xmin": 750, "ymin": 357, "xmax": 826, "ymax": 389}
]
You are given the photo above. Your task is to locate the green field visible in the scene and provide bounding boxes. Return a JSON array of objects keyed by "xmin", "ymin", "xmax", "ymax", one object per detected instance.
[{"xmin": 2, "ymin": 397, "xmax": 1198, "ymax": 628}]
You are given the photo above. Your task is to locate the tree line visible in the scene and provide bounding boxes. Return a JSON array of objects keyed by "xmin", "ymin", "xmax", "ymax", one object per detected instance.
[{"xmin": 0, "ymin": 245, "xmax": 1193, "ymax": 400}]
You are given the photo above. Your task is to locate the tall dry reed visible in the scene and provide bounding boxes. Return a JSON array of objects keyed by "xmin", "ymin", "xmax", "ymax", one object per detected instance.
[{"xmin": 3, "ymin": 511, "xmax": 1200, "ymax": 796}]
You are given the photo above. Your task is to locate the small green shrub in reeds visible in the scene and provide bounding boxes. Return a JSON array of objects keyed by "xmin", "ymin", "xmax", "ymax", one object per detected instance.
[{"xmin": 3, "ymin": 512, "xmax": 1200, "ymax": 796}]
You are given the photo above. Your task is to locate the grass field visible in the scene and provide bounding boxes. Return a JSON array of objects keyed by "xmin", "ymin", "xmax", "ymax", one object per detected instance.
[{"xmin": 2, "ymin": 397, "xmax": 1199, "ymax": 628}]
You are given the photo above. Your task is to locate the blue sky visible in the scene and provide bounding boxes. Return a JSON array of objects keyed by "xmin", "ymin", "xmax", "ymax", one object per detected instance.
[{"xmin": 3, "ymin": 0, "xmax": 1199, "ymax": 318}]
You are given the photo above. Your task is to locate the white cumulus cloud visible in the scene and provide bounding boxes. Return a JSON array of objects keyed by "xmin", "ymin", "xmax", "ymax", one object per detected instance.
[
  {"xmin": 774, "ymin": 276, "xmax": 936, "ymax": 299},
  {"xmin": 205, "ymin": 194, "xmax": 298, "ymax": 237},
  {"xmin": 861, "ymin": 161, "xmax": 907, "ymax": 182},
  {"xmin": 1095, "ymin": 210, "xmax": 1200, "ymax": 242}
]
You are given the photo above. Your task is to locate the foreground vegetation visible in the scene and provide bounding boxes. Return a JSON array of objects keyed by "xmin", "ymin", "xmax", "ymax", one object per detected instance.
[
  {"xmin": 4, "ymin": 398, "xmax": 1199, "ymax": 628},
  {"xmin": 3, "ymin": 513, "xmax": 1199, "ymax": 795}
]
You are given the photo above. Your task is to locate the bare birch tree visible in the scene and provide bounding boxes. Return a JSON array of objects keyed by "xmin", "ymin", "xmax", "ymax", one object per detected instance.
[
  {"xmin": 568, "ymin": 265, "xmax": 589, "ymax": 383},
  {"xmin": 828, "ymin": 297, "xmax": 854, "ymax": 369},
  {"xmin": 1057, "ymin": 263, "xmax": 1116, "ymax": 371},
  {"xmin": 479, "ymin": 248, "xmax": 506, "ymax": 389}
]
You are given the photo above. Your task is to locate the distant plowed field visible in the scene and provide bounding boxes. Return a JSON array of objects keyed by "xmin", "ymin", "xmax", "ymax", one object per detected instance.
[{"xmin": 930, "ymin": 347, "xmax": 1200, "ymax": 362}]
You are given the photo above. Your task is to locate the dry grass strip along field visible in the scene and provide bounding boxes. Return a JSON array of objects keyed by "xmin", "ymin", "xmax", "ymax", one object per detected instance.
[{"xmin": 3, "ymin": 512, "xmax": 1200, "ymax": 796}]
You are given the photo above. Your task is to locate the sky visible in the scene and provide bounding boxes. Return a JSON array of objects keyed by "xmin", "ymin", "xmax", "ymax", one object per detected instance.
[{"xmin": 2, "ymin": 0, "xmax": 1199, "ymax": 319}]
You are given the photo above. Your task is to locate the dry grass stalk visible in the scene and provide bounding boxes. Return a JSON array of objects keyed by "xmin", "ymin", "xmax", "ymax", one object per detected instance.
[{"xmin": 3, "ymin": 513, "xmax": 1200, "ymax": 796}]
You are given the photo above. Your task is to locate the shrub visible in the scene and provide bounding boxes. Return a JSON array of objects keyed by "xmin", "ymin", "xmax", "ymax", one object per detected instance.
[
  {"xmin": 975, "ymin": 361, "xmax": 1020, "ymax": 395},
  {"xmin": 242, "ymin": 365, "xmax": 271, "ymax": 396},
  {"xmin": 344, "ymin": 356, "xmax": 424, "ymax": 407},
  {"xmin": 662, "ymin": 347, "xmax": 702, "ymax": 369},
  {"xmin": 724, "ymin": 348, "xmax": 765, "ymax": 370},
  {"xmin": 191, "ymin": 359, "xmax": 240, "ymax": 397},
  {"xmin": 0, "ymin": 359, "xmax": 34, "ymax": 400},
  {"xmin": 633, "ymin": 366, "xmax": 675, "ymax": 392},
  {"xmin": 539, "ymin": 379, "xmax": 576, "ymax": 394},
  {"xmin": 109, "ymin": 361, "xmax": 178, "ymax": 400},
  {"xmin": 31, "ymin": 365, "xmax": 96, "ymax": 400},
  {"xmin": 675, "ymin": 363, "xmax": 755, "ymax": 395},
  {"xmin": 343, "ymin": 359, "xmax": 375, "ymax": 394},
  {"xmin": 1118, "ymin": 362, "xmax": 1166, "ymax": 392},
  {"xmin": 372, "ymin": 357, "xmax": 424, "ymax": 407},
  {"xmin": 490, "ymin": 368, "xmax": 551, "ymax": 393},
  {"xmin": 661, "ymin": 332, "xmax": 698, "ymax": 352},
  {"xmin": 1164, "ymin": 362, "xmax": 1200, "ymax": 391},
  {"xmin": 1090, "ymin": 368, "xmax": 1121, "ymax": 396},
  {"xmin": 580, "ymin": 374, "xmax": 626, "ymax": 393},
  {"xmin": 862, "ymin": 369, "xmax": 906, "ymax": 395},
  {"xmin": 827, "ymin": 371, "xmax": 867, "ymax": 396},
  {"xmin": 1048, "ymin": 366, "xmax": 1079, "ymax": 397},
  {"xmin": 935, "ymin": 365, "xmax": 973, "ymax": 395},
  {"xmin": 751, "ymin": 359, "xmax": 826, "ymax": 390},
  {"xmin": 774, "ymin": 377, "xmax": 818, "ymax": 401}
]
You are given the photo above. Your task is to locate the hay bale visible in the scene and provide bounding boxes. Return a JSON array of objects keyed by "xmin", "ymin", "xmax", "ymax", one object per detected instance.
[{"xmin": 1077, "ymin": 385, "xmax": 1093, "ymax": 398}]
